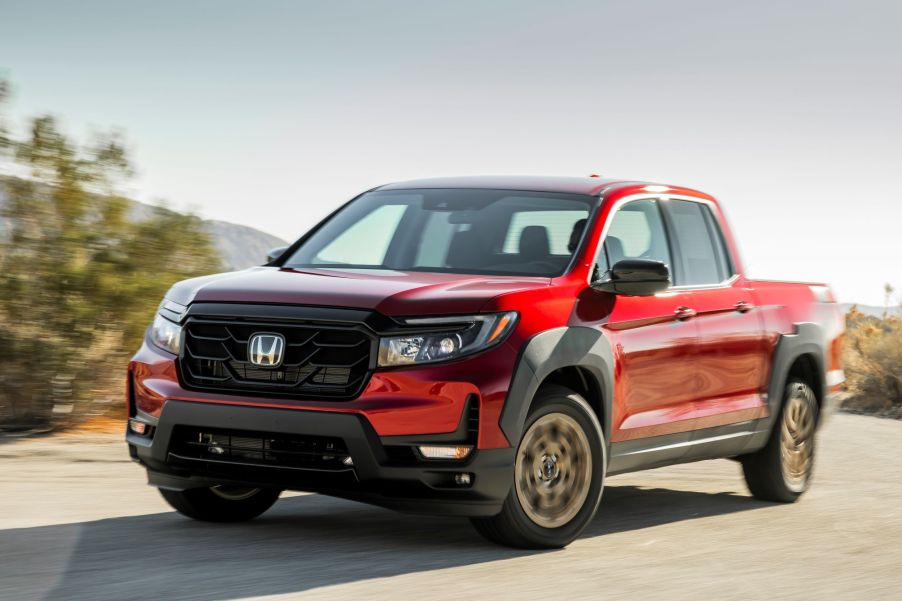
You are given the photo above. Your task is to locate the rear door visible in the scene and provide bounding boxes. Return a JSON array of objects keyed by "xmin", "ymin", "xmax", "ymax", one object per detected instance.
[{"xmin": 663, "ymin": 199, "xmax": 769, "ymax": 432}]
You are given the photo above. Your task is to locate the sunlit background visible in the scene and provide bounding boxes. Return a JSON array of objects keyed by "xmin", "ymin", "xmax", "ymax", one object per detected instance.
[
  {"xmin": 2, "ymin": 0, "xmax": 900, "ymax": 305},
  {"xmin": 2, "ymin": 4, "xmax": 902, "ymax": 601}
]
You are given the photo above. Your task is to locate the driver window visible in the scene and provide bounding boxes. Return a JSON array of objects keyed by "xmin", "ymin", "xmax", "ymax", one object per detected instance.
[{"xmin": 603, "ymin": 198, "xmax": 672, "ymax": 270}]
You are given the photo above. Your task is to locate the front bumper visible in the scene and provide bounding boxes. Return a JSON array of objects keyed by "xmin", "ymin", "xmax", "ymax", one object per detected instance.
[{"xmin": 129, "ymin": 400, "xmax": 514, "ymax": 517}]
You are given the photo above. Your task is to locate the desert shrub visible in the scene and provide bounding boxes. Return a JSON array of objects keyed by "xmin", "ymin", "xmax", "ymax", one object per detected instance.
[
  {"xmin": 843, "ymin": 307, "xmax": 902, "ymax": 417},
  {"xmin": 0, "ymin": 85, "xmax": 221, "ymax": 430}
]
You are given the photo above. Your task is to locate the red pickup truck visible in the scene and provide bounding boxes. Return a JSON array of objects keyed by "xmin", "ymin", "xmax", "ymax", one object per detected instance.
[{"xmin": 127, "ymin": 176, "xmax": 844, "ymax": 548}]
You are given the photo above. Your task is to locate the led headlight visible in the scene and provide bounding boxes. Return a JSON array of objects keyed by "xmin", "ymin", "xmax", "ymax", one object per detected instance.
[
  {"xmin": 149, "ymin": 300, "xmax": 186, "ymax": 355},
  {"xmin": 378, "ymin": 312, "xmax": 518, "ymax": 367}
]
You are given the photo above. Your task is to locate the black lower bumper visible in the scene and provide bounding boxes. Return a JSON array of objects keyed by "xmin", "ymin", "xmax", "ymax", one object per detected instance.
[{"xmin": 128, "ymin": 400, "xmax": 513, "ymax": 517}]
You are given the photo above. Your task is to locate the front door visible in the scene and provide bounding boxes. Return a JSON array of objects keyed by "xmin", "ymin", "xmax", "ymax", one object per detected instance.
[{"xmin": 594, "ymin": 198, "xmax": 700, "ymax": 443}]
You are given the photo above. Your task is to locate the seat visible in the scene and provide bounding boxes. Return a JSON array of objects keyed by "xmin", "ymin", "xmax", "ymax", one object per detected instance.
[
  {"xmin": 446, "ymin": 229, "xmax": 485, "ymax": 268},
  {"xmin": 568, "ymin": 219, "xmax": 587, "ymax": 253},
  {"xmin": 519, "ymin": 225, "xmax": 550, "ymax": 262},
  {"xmin": 606, "ymin": 235, "xmax": 625, "ymax": 266}
]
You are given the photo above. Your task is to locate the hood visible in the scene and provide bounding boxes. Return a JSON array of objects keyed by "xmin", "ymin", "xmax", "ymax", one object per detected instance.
[{"xmin": 166, "ymin": 267, "xmax": 551, "ymax": 316}]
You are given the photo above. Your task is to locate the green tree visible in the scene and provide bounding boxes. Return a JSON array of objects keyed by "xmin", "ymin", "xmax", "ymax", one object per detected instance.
[{"xmin": 0, "ymin": 83, "xmax": 220, "ymax": 429}]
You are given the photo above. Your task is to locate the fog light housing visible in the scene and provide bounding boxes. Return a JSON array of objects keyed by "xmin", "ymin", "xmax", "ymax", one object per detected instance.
[
  {"xmin": 128, "ymin": 418, "xmax": 153, "ymax": 436},
  {"xmin": 454, "ymin": 473, "xmax": 472, "ymax": 486},
  {"xmin": 417, "ymin": 445, "xmax": 473, "ymax": 460}
]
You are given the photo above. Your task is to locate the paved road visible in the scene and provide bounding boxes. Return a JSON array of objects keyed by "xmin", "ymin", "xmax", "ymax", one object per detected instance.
[{"xmin": 1, "ymin": 413, "xmax": 900, "ymax": 601}]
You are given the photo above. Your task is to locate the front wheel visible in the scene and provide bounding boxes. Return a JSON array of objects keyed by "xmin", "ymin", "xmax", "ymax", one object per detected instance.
[
  {"xmin": 470, "ymin": 385, "xmax": 605, "ymax": 548},
  {"xmin": 159, "ymin": 485, "xmax": 281, "ymax": 522}
]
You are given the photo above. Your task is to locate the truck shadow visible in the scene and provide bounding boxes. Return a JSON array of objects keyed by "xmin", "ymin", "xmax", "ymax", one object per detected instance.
[{"xmin": 1, "ymin": 484, "xmax": 771, "ymax": 601}]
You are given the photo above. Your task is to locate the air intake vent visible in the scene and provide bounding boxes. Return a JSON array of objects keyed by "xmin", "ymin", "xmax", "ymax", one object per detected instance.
[
  {"xmin": 466, "ymin": 396, "xmax": 480, "ymax": 443},
  {"xmin": 169, "ymin": 426, "xmax": 352, "ymax": 471}
]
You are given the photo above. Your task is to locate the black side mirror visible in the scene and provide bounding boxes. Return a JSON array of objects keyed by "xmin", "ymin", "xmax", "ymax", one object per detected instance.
[
  {"xmin": 592, "ymin": 259, "xmax": 671, "ymax": 296},
  {"xmin": 266, "ymin": 246, "xmax": 289, "ymax": 263}
]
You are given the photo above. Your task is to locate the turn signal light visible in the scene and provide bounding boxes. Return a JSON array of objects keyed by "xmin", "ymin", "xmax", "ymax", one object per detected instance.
[{"xmin": 417, "ymin": 445, "xmax": 473, "ymax": 460}]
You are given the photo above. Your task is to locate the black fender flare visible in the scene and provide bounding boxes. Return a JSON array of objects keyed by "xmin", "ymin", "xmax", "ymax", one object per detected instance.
[
  {"xmin": 744, "ymin": 321, "xmax": 827, "ymax": 453},
  {"xmin": 499, "ymin": 326, "xmax": 614, "ymax": 445}
]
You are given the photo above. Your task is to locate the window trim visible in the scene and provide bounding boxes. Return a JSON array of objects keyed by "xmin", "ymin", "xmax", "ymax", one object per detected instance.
[{"xmin": 588, "ymin": 192, "xmax": 739, "ymax": 290}]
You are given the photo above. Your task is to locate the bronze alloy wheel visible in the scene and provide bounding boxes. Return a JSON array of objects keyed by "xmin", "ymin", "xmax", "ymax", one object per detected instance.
[
  {"xmin": 780, "ymin": 389, "xmax": 816, "ymax": 491},
  {"xmin": 209, "ymin": 485, "xmax": 262, "ymax": 501},
  {"xmin": 514, "ymin": 412, "xmax": 593, "ymax": 528}
]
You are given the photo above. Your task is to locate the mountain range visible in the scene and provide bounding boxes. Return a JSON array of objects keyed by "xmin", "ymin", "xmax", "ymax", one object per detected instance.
[
  {"xmin": 0, "ymin": 176, "xmax": 289, "ymax": 271},
  {"xmin": 202, "ymin": 218, "xmax": 289, "ymax": 270}
]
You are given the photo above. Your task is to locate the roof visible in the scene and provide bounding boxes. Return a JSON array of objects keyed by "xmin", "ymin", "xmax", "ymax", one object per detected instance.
[{"xmin": 377, "ymin": 175, "xmax": 629, "ymax": 196}]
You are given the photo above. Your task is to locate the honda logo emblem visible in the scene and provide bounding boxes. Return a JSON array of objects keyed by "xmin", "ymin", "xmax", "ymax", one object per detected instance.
[{"xmin": 248, "ymin": 333, "xmax": 285, "ymax": 368}]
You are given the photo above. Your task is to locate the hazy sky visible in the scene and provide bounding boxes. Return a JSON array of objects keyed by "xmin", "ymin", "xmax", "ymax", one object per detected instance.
[{"xmin": 2, "ymin": 0, "xmax": 900, "ymax": 305}]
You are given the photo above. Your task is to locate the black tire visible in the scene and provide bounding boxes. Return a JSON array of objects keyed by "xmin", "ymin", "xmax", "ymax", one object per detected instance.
[
  {"xmin": 159, "ymin": 486, "xmax": 281, "ymax": 522},
  {"xmin": 470, "ymin": 385, "xmax": 606, "ymax": 549},
  {"xmin": 741, "ymin": 379, "xmax": 819, "ymax": 503}
]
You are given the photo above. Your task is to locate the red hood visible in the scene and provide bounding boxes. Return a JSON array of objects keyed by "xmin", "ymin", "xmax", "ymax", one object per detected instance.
[{"xmin": 166, "ymin": 267, "xmax": 551, "ymax": 316}]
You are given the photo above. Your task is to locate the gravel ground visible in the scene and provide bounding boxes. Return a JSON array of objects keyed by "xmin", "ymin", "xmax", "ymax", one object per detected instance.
[{"xmin": 1, "ymin": 413, "xmax": 900, "ymax": 601}]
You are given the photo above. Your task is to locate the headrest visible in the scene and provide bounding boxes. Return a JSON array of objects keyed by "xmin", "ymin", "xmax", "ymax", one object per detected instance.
[{"xmin": 519, "ymin": 225, "xmax": 550, "ymax": 261}]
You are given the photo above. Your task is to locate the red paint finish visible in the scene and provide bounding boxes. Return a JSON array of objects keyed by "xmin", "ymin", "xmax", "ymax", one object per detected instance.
[
  {"xmin": 601, "ymin": 291, "xmax": 699, "ymax": 442},
  {"xmin": 128, "ymin": 176, "xmax": 844, "ymax": 453},
  {"xmin": 164, "ymin": 266, "xmax": 552, "ymax": 317},
  {"xmin": 687, "ymin": 284, "xmax": 770, "ymax": 419}
]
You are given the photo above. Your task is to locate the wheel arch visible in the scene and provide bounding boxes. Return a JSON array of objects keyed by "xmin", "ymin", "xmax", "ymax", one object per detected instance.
[
  {"xmin": 500, "ymin": 327, "xmax": 614, "ymax": 446},
  {"xmin": 744, "ymin": 322, "xmax": 827, "ymax": 452}
]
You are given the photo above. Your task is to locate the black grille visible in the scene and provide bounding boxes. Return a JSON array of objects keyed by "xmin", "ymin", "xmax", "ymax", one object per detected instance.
[
  {"xmin": 169, "ymin": 426, "xmax": 352, "ymax": 471},
  {"xmin": 179, "ymin": 318, "xmax": 374, "ymax": 399}
]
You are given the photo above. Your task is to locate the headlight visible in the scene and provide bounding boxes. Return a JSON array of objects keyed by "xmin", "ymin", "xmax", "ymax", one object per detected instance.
[
  {"xmin": 378, "ymin": 312, "xmax": 518, "ymax": 367},
  {"xmin": 149, "ymin": 300, "xmax": 186, "ymax": 355}
]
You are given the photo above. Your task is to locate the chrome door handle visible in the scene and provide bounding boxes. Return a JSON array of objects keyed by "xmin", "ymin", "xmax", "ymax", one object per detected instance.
[
  {"xmin": 675, "ymin": 306, "xmax": 697, "ymax": 321},
  {"xmin": 735, "ymin": 300, "xmax": 754, "ymax": 313}
]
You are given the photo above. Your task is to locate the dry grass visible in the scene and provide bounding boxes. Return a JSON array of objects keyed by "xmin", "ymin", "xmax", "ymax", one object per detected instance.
[{"xmin": 842, "ymin": 307, "xmax": 902, "ymax": 418}]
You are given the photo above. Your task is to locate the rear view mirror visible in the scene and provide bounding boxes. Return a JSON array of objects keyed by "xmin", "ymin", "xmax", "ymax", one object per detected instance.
[
  {"xmin": 266, "ymin": 246, "xmax": 289, "ymax": 263},
  {"xmin": 592, "ymin": 259, "xmax": 670, "ymax": 296}
]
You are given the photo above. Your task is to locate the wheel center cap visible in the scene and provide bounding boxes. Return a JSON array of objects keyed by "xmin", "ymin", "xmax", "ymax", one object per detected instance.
[{"xmin": 539, "ymin": 454, "xmax": 560, "ymax": 481}]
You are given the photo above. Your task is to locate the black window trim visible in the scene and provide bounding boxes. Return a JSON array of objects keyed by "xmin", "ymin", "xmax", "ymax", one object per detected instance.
[{"xmin": 588, "ymin": 192, "xmax": 738, "ymax": 290}]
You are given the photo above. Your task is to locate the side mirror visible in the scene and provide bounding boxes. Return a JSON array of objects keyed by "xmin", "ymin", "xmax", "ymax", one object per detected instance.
[
  {"xmin": 266, "ymin": 246, "xmax": 289, "ymax": 263},
  {"xmin": 592, "ymin": 259, "xmax": 671, "ymax": 296}
]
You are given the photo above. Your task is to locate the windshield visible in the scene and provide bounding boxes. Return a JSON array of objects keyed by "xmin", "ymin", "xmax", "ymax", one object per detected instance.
[{"xmin": 283, "ymin": 189, "xmax": 595, "ymax": 277}]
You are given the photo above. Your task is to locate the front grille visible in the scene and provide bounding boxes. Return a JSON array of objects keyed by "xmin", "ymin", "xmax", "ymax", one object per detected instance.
[
  {"xmin": 169, "ymin": 426, "xmax": 352, "ymax": 471},
  {"xmin": 179, "ymin": 318, "xmax": 374, "ymax": 399}
]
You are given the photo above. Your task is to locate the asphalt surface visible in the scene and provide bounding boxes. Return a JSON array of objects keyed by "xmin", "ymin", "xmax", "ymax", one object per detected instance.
[{"xmin": 1, "ymin": 412, "xmax": 900, "ymax": 601}]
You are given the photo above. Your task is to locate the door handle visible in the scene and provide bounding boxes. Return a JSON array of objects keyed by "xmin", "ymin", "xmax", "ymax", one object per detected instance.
[
  {"xmin": 675, "ymin": 306, "xmax": 697, "ymax": 321},
  {"xmin": 734, "ymin": 300, "xmax": 755, "ymax": 313}
]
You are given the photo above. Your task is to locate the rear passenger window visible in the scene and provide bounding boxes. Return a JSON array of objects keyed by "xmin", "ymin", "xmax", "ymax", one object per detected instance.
[{"xmin": 667, "ymin": 200, "xmax": 732, "ymax": 286}]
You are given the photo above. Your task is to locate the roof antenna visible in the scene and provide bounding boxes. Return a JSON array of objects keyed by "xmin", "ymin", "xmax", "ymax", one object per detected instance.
[{"xmin": 588, "ymin": 173, "xmax": 602, "ymax": 178}]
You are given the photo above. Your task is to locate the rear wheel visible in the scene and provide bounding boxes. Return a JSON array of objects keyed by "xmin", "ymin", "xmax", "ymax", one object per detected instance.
[
  {"xmin": 159, "ymin": 485, "xmax": 281, "ymax": 522},
  {"xmin": 742, "ymin": 379, "xmax": 818, "ymax": 502},
  {"xmin": 471, "ymin": 385, "xmax": 605, "ymax": 548}
]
